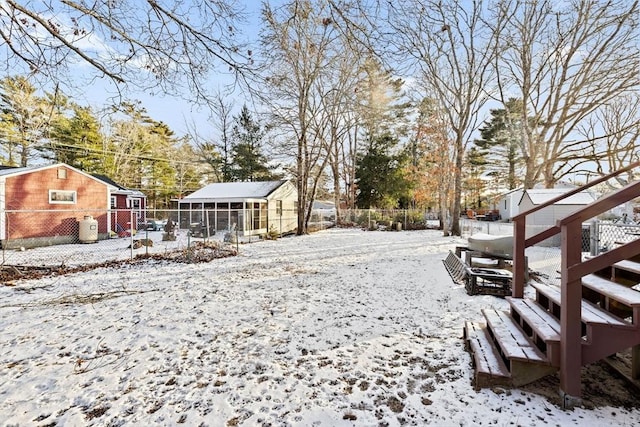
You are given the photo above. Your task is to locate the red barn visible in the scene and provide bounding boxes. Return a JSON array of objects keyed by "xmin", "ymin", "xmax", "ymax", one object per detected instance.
[
  {"xmin": 92, "ymin": 174, "xmax": 147, "ymax": 236},
  {"xmin": 0, "ymin": 163, "xmax": 116, "ymax": 248}
]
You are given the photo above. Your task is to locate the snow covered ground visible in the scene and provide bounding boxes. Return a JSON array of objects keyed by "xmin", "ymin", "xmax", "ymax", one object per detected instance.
[{"xmin": 1, "ymin": 228, "xmax": 639, "ymax": 426}]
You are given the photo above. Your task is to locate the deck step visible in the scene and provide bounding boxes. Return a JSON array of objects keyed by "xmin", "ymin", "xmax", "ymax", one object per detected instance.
[
  {"xmin": 531, "ymin": 282, "xmax": 628, "ymax": 326},
  {"xmin": 582, "ymin": 274, "xmax": 640, "ymax": 307},
  {"xmin": 506, "ymin": 297, "xmax": 560, "ymax": 342},
  {"xmin": 614, "ymin": 260, "xmax": 640, "ymax": 275},
  {"xmin": 481, "ymin": 308, "xmax": 549, "ymax": 364},
  {"xmin": 464, "ymin": 321, "xmax": 511, "ymax": 389}
]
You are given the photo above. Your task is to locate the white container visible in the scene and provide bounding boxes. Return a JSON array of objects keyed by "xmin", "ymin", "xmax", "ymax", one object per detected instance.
[{"xmin": 79, "ymin": 215, "xmax": 99, "ymax": 243}]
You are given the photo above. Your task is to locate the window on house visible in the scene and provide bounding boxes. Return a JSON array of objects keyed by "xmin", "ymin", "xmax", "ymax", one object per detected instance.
[
  {"xmin": 49, "ymin": 190, "xmax": 76, "ymax": 204},
  {"xmin": 276, "ymin": 200, "xmax": 282, "ymax": 215},
  {"xmin": 57, "ymin": 168, "xmax": 67, "ymax": 179},
  {"xmin": 110, "ymin": 196, "xmax": 117, "ymax": 209}
]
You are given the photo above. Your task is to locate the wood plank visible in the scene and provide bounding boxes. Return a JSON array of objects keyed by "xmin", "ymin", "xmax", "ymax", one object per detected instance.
[
  {"xmin": 531, "ymin": 282, "xmax": 627, "ymax": 326},
  {"xmin": 582, "ymin": 274, "xmax": 640, "ymax": 307},
  {"xmin": 614, "ymin": 260, "xmax": 640, "ymax": 276},
  {"xmin": 482, "ymin": 309, "xmax": 549, "ymax": 364},
  {"xmin": 507, "ymin": 297, "xmax": 560, "ymax": 342},
  {"xmin": 465, "ymin": 321, "xmax": 510, "ymax": 378}
]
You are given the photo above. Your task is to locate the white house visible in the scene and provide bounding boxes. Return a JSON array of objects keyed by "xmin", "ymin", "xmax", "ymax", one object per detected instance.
[{"xmin": 178, "ymin": 180, "xmax": 298, "ymax": 237}]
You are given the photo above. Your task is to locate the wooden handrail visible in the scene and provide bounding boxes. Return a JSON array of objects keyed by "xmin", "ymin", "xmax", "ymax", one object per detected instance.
[{"xmin": 511, "ymin": 160, "xmax": 640, "ymax": 401}]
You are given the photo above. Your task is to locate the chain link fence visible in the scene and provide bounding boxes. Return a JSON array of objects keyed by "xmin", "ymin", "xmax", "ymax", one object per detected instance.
[
  {"xmin": 3, "ymin": 206, "xmax": 637, "ymax": 279},
  {"xmin": 0, "ymin": 208, "xmax": 284, "ymax": 268}
]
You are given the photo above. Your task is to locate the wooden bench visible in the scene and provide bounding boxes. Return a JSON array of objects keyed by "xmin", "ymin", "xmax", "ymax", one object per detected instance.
[{"xmin": 531, "ymin": 282, "xmax": 627, "ymax": 327}]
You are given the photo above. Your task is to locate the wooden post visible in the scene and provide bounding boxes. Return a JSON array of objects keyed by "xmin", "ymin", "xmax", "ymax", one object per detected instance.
[
  {"xmin": 632, "ymin": 344, "xmax": 640, "ymax": 380},
  {"xmin": 512, "ymin": 218, "xmax": 526, "ymax": 298},
  {"xmin": 559, "ymin": 221, "xmax": 583, "ymax": 405}
]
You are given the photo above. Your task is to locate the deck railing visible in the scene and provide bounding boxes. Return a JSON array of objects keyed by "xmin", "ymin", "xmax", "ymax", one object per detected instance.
[
  {"xmin": 512, "ymin": 161, "xmax": 640, "ymax": 298},
  {"xmin": 511, "ymin": 160, "xmax": 640, "ymax": 402}
]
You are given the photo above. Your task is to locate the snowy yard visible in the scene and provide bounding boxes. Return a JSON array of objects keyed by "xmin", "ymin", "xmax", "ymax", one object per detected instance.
[{"xmin": 1, "ymin": 228, "xmax": 639, "ymax": 426}]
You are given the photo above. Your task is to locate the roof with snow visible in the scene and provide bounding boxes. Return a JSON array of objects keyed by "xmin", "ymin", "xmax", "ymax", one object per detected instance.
[
  {"xmin": 521, "ymin": 188, "xmax": 596, "ymax": 206},
  {"xmin": 183, "ymin": 181, "xmax": 289, "ymax": 200}
]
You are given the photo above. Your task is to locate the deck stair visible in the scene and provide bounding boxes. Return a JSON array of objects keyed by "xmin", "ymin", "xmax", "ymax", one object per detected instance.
[
  {"xmin": 463, "ymin": 164, "xmax": 640, "ymax": 404},
  {"xmin": 465, "ymin": 270, "xmax": 640, "ymax": 389}
]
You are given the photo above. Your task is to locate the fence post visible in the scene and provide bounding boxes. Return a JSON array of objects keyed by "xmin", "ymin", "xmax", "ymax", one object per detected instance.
[
  {"xmin": 130, "ymin": 210, "xmax": 134, "ymax": 260},
  {"xmin": 590, "ymin": 220, "xmax": 598, "ymax": 256}
]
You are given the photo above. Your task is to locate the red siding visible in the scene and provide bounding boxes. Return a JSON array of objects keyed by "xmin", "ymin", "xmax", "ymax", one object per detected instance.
[{"xmin": 4, "ymin": 166, "xmax": 109, "ymax": 239}]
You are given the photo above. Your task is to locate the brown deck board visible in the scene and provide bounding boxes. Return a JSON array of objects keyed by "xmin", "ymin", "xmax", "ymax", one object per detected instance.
[
  {"xmin": 582, "ymin": 274, "xmax": 640, "ymax": 307},
  {"xmin": 482, "ymin": 308, "xmax": 549, "ymax": 364},
  {"xmin": 465, "ymin": 321, "xmax": 510, "ymax": 378},
  {"xmin": 507, "ymin": 297, "xmax": 561, "ymax": 342},
  {"xmin": 531, "ymin": 282, "xmax": 627, "ymax": 326}
]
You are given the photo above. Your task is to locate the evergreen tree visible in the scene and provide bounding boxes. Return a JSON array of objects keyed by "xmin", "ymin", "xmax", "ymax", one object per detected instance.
[
  {"xmin": 355, "ymin": 134, "xmax": 410, "ymax": 208},
  {"xmin": 0, "ymin": 75, "xmax": 51, "ymax": 166},
  {"xmin": 473, "ymin": 98, "xmax": 525, "ymax": 190},
  {"xmin": 46, "ymin": 104, "xmax": 104, "ymax": 172},
  {"xmin": 230, "ymin": 105, "xmax": 278, "ymax": 181}
]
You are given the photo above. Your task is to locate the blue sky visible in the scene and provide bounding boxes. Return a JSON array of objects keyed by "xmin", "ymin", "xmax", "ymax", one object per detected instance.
[{"xmin": 72, "ymin": 1, "xmax": 270, "ymax": 139}]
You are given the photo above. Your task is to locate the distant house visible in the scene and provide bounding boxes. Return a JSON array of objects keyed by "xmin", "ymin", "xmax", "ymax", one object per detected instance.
[
  {"xmin": 178, "ymin": 180, "xmax": 298, "ymax": 237},
  {"xmin": 518, "ymin": 188, "xmax": 597, "ymax": 245},
  {"xmin": 93, "ymin": 174, "xmax": 147, "ymax": 235},
  {"xmin": 0, "ymin": 163, "xmax": 116, "ymax": 248}
]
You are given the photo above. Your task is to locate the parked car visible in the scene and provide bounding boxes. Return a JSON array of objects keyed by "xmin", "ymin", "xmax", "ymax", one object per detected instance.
[{"xmin": 145, "ymin": 219, "xmax": 164, "ymax": 231}]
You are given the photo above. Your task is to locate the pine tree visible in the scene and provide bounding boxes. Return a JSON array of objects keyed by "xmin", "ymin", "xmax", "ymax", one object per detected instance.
[
  {"xmin": 473, "ymin": 98, "xmax": 526, "ymax": 190},
  {"xmin": 0, "ymin": 76, "xmax": 51, "ymax": 166},
  {"xmin": 355, "ymin": 134, "xmax": 410, "ymax": 208},
  {"xmin": 230, "ymin": 105, "xmax": 278, "ymax": 181},
  {"xmin": 47, "ymin": 104, "xmax": 104, "ymax": 171}
]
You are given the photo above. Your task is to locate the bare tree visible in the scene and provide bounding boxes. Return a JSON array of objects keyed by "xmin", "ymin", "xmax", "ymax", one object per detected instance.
[
  {"xmin": 493, "ymin": 0, "xmax": 640, "ymax": 188},
  {"xmin": 260, "ymin": 0, "xmax": 341, "ymax": 235},
  {"xmin": 186, "ymin": 92, "xmax": 235, "ymax": 182},
  {"xmin": 0, "ymin": 1, "xmax": 253, "ymax": 104},
  {"xmin": 383, "ymin": 0, "xmax": 501, "ymax": 236},
  {"xmin": 580, "ymin": 94, "xmax": 640, "ymax": 185}
]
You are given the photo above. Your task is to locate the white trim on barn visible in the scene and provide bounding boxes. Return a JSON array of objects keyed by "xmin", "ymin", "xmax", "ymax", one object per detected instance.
[{"xmin": 178, "ymin": 181, "xmax": 298, "ymax": 237}]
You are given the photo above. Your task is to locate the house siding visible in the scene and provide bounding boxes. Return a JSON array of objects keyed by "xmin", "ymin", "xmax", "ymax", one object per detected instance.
[{"xmin": 2, "ymin": 165, "xmax": 109, "ymax": 244}]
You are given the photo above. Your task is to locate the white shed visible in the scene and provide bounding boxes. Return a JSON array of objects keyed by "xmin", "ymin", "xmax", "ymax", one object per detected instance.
[
  {"xmin": 178, "ymin": 180, "xmax": 298, "ymax": 237},
  {"xmin": 497, "ymin": 188, "xmax": 524, "ymax": 221},
  {"xmin": 518, "ymin": 188, "xmax": 596, "ymax": 245}
]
